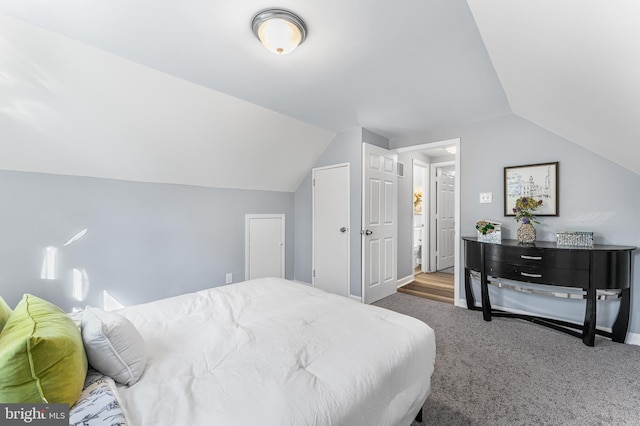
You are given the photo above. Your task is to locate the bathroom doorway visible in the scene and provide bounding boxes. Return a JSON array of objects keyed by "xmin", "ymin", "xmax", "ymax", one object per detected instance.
[
  {"xmin": 412, "ymin": 159, "xmax": 428, "ymax": 274},
  {"xmin": 395, "ymin": 139, "xmax": 460, "ymax": 305}
]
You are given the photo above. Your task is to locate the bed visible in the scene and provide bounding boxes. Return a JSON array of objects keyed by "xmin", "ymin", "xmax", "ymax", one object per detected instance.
[{"xmin": 4, "ymin": 278, "xmax": 436, "ymax": 425}]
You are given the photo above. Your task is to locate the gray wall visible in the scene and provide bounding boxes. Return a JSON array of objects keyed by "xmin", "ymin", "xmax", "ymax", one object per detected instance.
[
  {"xmin": 6, "ymin": 113, "xmax": 635, "ymax": 338},
  {"xmin": 294, "ymin": 128, "xmax": 389, "ymax": 297},
  {"xmin": 392, "ymin": 113, "xmax": 640, "ymax": 336},
  {"xmin": 0, "ymin": 170, "xmax": 294, "ymax": 312},
  {"xmin": 362, "ymin": 128, "xmax": 390, "ymax": 149}
]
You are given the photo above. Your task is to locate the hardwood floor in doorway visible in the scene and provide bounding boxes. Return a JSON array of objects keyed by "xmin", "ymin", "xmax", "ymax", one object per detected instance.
[{"xmin": 398, "ymin": 271, "xmax": 454, "ymax": 304}]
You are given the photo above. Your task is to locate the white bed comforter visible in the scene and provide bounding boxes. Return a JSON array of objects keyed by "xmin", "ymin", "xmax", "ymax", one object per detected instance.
[{"xmin": 115, "ymin": 278, "xmax": 436, "ymax": 426}]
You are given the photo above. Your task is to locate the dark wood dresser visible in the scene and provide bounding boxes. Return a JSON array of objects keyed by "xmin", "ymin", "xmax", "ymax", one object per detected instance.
[{"xmin": 462, "ymin": 237, "xmax": 635, "ymax": 346}]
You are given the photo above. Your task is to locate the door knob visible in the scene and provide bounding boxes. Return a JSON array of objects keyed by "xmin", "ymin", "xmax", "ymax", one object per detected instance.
[
  {"xmin": 339, "ymin": 227, "xmax": 347, "ymax": 233},
  {"xmin": 361, "ymin": 229, "xmax": 373, "ymax": 236}
]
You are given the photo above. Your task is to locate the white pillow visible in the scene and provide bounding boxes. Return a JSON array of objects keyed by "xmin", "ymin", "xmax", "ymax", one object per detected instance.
[{"xmin": 81, "ymin": 308, "xmax": 146, "ymax": 386}]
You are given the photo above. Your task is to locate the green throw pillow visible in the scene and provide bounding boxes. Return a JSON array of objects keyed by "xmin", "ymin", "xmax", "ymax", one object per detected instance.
[
  {"xmin": 0, "ymin": 295, "xmax": 12, "ymax": 334},
  {"xmin": 0, "ymin": 294, "xmax": 87, "ymax": 405}
]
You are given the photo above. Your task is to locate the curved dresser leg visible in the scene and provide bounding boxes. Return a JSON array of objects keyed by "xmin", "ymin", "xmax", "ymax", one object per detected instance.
[
  {"xmin": 481, "ymin": 273, "xmax": 492, "ymax": 322},
  {"xmin": 465, "ymin": 268, "xmax": 476, "ymax": 310},
  {"xmin": 612, "ymin": 288, "xmax": 630, "ymax": 343},
  {"xmin": 582, "ymin": 287, "xmax": 596, "ymax": 346}
]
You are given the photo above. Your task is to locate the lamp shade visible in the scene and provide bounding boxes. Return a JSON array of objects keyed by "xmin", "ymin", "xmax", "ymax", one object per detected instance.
[{"xmin": 252, "ymin": 9, "xmax": 307, "ymax": 55}]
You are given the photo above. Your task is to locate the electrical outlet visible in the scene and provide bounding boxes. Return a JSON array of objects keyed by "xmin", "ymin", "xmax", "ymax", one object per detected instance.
[
  {"xmin": 479, "ymin": 192, "xmax": 493, "ymax": 204},
  {"xmin": 225, "ymin": 273, "xmax": 232, "ymax": 284}
]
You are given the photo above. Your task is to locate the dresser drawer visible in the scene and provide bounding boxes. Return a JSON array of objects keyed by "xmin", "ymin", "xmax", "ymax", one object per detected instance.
[
  {"xmin": 485, "ymin": 244, "xmax": 590, "ymax": 270},
  {"xmin": 486, "ymin": 260, "xmax": 590, "ymax": 287}
]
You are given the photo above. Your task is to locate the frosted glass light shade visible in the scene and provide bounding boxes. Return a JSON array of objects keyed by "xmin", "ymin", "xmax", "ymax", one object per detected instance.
[{"xmin": 252, "ymin": 9, "xmax": 307, "ymax": 55}]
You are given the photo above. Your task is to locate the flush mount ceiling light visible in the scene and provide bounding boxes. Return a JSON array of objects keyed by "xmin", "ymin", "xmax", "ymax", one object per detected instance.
[{"xmin": 252, "ymin": 8, "xmax": 307, "ymax": 55}]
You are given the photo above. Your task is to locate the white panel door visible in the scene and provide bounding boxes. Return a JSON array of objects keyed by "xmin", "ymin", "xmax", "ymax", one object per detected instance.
[
  {"xmin": 245, "ymin": 215, "xmax": 285, "ymax": 280},
  {"xmin": 362, "ymin": 143, "xmax": 397, "ymax": 304},
  {"xmin": 436, "ymin": 169, "xmax": 455, "ymax": 270},
  {"xmin": 313, "ymin": 164, "xmax": 350, "ymax": 297}
]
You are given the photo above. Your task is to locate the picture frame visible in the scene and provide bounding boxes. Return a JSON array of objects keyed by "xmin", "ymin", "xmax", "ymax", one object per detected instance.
[{"xmin": 504, "ymin": 162, "xmax": 558, "ymax": 217}]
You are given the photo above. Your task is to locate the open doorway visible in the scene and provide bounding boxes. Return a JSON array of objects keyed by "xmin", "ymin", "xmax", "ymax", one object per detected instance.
[
  {"xmin": 412, "ymin": 159, "xmax": 428, "ymax": 274},
  {"xmin": 395, "ymin": 139, "xmax": 461, "ymax": 306}
]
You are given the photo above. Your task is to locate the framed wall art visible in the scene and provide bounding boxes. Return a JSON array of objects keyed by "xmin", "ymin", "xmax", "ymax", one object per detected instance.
[{"xmin": 504, "ymin": 162, "xmax": 558, "ymax": 216}]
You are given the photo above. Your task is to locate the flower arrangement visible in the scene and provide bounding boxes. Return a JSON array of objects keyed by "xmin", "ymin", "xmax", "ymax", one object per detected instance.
[{"xmin": 513, "ymin": 197, "xmax": 543, "ymax": 224}]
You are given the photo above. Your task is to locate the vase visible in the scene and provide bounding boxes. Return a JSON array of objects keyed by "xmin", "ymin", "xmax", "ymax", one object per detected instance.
[{"xmin": 517, "ymin": 223, "xmax": 536, "ymax": 243}]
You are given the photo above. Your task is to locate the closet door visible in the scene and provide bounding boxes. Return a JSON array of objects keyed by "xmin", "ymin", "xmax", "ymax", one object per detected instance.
[
  {"xmin": 245, "ymin": 214, "xmax": 285, "ymax": 280},
  {"xmin": 312, "ymin": 163, "xmax": 350, "ymax": 297}
]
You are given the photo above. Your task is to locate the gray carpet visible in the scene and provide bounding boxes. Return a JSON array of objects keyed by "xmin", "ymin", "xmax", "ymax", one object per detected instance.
[{"xmin": 374, "ymin": 293, "xmax": 640, "ymax": 426}]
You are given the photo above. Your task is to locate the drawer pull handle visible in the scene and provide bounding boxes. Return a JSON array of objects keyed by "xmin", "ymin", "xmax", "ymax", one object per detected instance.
[
  {"xmin": 521, "ymin": 255, "xmax": 542, "ymax": 260},
  {"xmin": 521, "ymin": 272, "xmax": 542, "ymax": 278}
]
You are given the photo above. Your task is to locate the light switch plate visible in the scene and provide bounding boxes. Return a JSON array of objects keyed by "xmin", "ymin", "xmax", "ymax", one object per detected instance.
[{"xmin": 479, "ymin": 192, "xmax": 493, "ymax": 204}]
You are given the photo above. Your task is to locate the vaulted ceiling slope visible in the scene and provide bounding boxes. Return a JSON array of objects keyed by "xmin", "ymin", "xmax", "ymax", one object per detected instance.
[
  {"xmin": 0, "ymin": 0, "xmax": 638, "ymax": 190},
  {"xmin": 0, "ymin": 0, "xmax": 511, "ymax": 190},
  {"xmin": 0, "ymin": 0, "xmax": 510, "ymax": 136},
  {"xmin": 468, "ymin": 0, "xmax": 640, "ymax": 175},
  {"xmin": 0, "ymin": 13, "xmax": 335, "ymax": 192}
]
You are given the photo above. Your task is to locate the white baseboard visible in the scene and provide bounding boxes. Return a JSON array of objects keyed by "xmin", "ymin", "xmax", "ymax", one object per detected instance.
[
  {"xmin": 397, "ymin": 274, "xmax": 414, "ymax": 288},
  {"xmin": 625, "ymin": 331, "xmax": 640, "ymax": 346},
  {"xmin": 455, "ymin": 299, "xmax": 468, "ymax": 309},
  {"xmin": 460, "ymin": 298, "xmax": 640, "ymax": 346}
]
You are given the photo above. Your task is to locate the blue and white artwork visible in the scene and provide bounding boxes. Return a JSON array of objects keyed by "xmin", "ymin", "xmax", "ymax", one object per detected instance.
[{"xmin": 505, "ymin": 162, "xmax": 558, "ymax": 216}]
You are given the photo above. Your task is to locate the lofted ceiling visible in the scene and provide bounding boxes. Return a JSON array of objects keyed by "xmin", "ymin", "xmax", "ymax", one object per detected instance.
[
  {"xmin": 0, "ymin": 0, "xmax": 637, "ymax": 192},
  {"xmin": 467, "ymin": 0, "xmax": 640, "ymax": 176}
]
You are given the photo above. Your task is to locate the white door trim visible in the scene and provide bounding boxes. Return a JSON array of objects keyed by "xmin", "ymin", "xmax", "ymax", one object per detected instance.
[
  {"xmin": 245, "ymin": 214, "xmax": 285, "ymax": 280},
  {"xmin": 394, "ymin": 138, "xmax": 462, "ymax": 307},
  {"xmin": 312, "ymin": 163, "xmax": 350, "ymax": 297}
]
